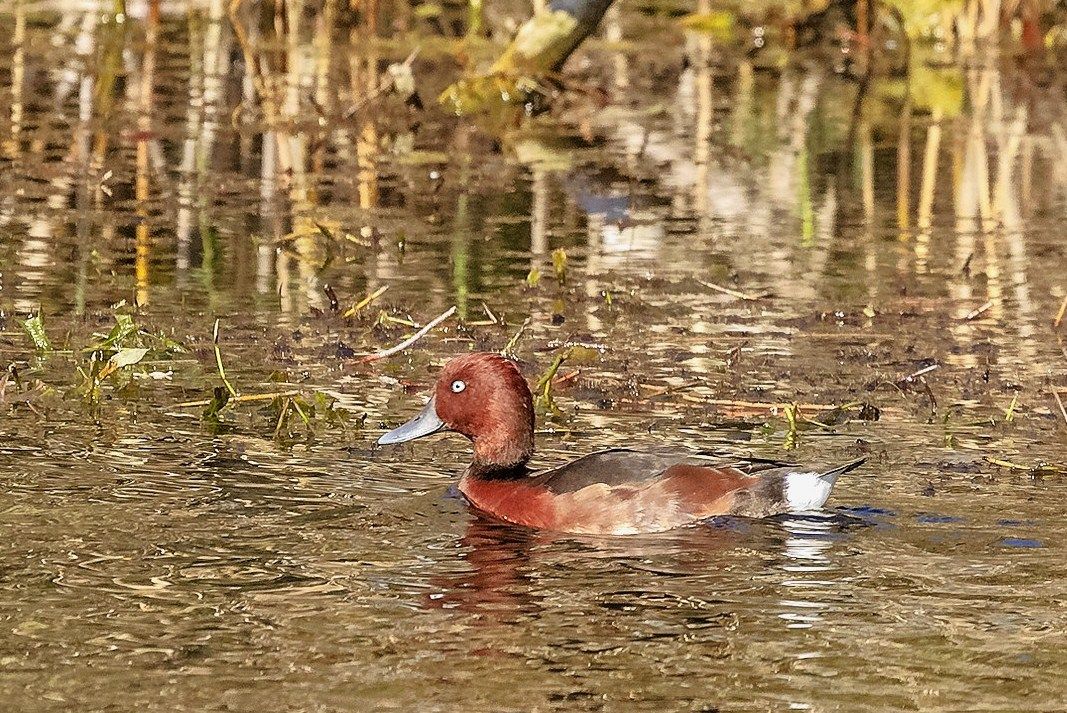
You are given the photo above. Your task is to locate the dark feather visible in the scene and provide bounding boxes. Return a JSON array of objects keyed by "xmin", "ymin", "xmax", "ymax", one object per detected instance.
[
  {"xmin": 528, "ymin": 449, "xmax": 672, "ymax": 493},
  {"xmin": 530, "ymin": 448, "xmax": 776, "ymax": 494}
]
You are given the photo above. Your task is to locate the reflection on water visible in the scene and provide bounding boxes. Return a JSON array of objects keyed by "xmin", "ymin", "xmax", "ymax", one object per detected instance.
[
  {"xmin": 1, "ymin": 1, "xmax": 1066, "ymax": 710},
  {"xmin": 778, "ymin": 515, "xmax": 841, "ymax": 630}
]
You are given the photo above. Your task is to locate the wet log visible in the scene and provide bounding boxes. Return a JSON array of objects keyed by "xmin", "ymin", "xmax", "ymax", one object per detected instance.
[{"xmin": 441, "ymin": 0, "xmax": 616, "ymax": 114}]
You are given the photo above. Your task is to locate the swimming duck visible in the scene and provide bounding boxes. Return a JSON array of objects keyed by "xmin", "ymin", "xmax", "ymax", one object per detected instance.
[{"xmin": 377, "ymin": 352, "xmax": 863, "ymax": 535}]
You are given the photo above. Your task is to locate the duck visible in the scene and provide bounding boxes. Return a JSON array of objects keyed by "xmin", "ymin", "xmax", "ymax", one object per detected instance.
[{"xmin": 376, "ymin": 352, "xmax": 864, "ymax": 535}]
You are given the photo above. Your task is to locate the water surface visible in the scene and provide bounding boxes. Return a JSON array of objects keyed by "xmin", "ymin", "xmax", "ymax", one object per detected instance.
[{"xmin": 1, "ymin": 3, "xmax": 1065, "ymax": 711}]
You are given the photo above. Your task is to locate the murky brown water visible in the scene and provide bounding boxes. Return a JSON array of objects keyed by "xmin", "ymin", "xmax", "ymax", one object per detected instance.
[{"xmin": 1, "ymin": 2, "xmax": 1066, "ymax": 711}]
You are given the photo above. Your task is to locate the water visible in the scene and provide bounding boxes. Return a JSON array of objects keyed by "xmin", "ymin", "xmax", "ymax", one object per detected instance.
[{"xmin": 1, "ymin": 2, "xmax": 1065, "ymax": 710}]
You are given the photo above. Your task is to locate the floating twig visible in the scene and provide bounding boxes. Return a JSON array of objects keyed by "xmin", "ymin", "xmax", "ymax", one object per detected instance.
[
  {"xmin": 805, "ymin": 332, "xmax": 897, "ymax": 339},
  {"xmin": 291, "ymin": 397, "xmax": 311, "ymax": 427},
  {"xmin": 964, "ymin": 300, "xmax": 993, "ymax": 321},
  {"xmin": 1053, "ymin": 389, "xmax": 1067, "ymax": 429},
  {"xmin": 984, "ymin": 456, "xmax": 1063, "ymax": 474},
  {"xmin": 359, "ymin": 306, "xmax": 456, "ymax": 363},
  {"xmin": 984, "ymin": 456, "xmax": 1030, "ymax": 471},
  {"xmin": 174, "ymin": 390, "xmax": 302, "ymax": 408},
  {"xmin": 696, "ymin": 279, "xmax": 770, "ymax": 301},
  {"xmin": 902, "ymin": 363, "xmax": 939, "ymax": 381},
  {"xmin": 273, "ymin": 398, "xmax": 290, "ymax": 438},
  {"xmin": 466, "ymin": 303, "xmax": 500, "ymax": 326},
  {"xmin": 377, "ymin": 313, "xmax": 417, "ymax": 328},
  {"xmin": 553, "ymin": 369, "xmax": 581, "ymax": 388},
  {"xmin": 1054, "ymin": 294, "xmax": 1067, "ymax": 329},
  {"xmin": 1003, "ymin": 394, "xmax": 1018, "ymax": 423},
  {"xmin": 343, "ymin": 285, "xmax": 389, "ymax": 318},
  {"xmin": 642, "ymin": 380, "xmax": 704, "ymax": 399}
]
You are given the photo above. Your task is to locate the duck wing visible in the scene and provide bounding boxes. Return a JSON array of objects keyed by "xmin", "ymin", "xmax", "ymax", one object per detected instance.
[
  {"xmin": 532, "ymin": 448, "xmax": 822, "ymax": 493},
  {"xmin": 531, "ymin": 448, "xmax": 698, "ymax": 493}
]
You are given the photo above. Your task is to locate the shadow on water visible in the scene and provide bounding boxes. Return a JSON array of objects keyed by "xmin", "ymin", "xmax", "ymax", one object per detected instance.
[{"xmin": 0, "ymin": 0, "xmax": 1066, "ymax": 710}]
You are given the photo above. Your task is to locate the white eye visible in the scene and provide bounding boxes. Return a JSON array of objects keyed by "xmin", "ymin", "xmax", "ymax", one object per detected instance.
[{"xmin": 451, "ymin": 380, "xmax": 466, "ymax": 393}]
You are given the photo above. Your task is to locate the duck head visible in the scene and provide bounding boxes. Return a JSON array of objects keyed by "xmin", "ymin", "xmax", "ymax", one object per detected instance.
[{"xmin": 377, "ymin": 353, "xmax": 535, "ymax": 470}]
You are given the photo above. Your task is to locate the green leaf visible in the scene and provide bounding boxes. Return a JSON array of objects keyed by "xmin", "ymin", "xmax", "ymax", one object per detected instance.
[
  {"xmin": 110, "ymin": 347, "xmax": 148, "ymax": 369},
  {"xmin": 313, "ymin": 391, "xmax": 333, "ymax": 412},
  {"xmin": 97, "ymin": 346, "xmax": 149, "ymax": 379},
  {"xmin": 92, "ymin": 313, "xmax": 138, "ymax": 351},
  {"xmin": 314, "ymin": 391, "xmax": 350, "ymax": 428},
  {"xmin": 22, "ymin": 315, "xmax": 52, "ymax": 351}
]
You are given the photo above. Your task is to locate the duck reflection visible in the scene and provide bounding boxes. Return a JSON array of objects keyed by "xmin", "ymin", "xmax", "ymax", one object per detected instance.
[
  {"xmin": 423, "ymin": 514, "xmax": 744, "ymax": 624},
  {"xmin": 774, "ymin": 513, "xmax": 850, "ymax": 630},
  {"xmin": 422, "ymin": 516, "xmax": 540, "ymax": 622}
]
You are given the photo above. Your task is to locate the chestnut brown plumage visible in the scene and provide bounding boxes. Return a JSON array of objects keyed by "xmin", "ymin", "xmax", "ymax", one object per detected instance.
[{"xmin": 377, "ymin": 352, "xmax": 864, "ymax": 535}]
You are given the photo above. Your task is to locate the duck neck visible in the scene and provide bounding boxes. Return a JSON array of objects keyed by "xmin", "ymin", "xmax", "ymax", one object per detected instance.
[
  {"xmin": 465, "ymin": 460, "xmax": 530, "ymax": 482},
  {"xmin": 469, "ymin": 430, "xmax": 533, "ymax": 477}
]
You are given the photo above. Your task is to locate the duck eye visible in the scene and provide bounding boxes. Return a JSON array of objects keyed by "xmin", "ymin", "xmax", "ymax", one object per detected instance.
[{"xmin": 451, "ymin": 380, "xmax": 466, "ymax": 393}]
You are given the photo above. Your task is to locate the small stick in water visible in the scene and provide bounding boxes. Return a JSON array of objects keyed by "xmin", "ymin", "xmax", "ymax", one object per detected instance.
[
  {"xmin": 174, "ymin": 390, "xmax": 302, "ymax": 408},
  {"xmin": 902, "ymin": 363, "xmax": 939, "ymax": 381},
  {"xmin": 1053, "ymin": 389, "xmax": 1067, "ymax": 429},
  {"xmin": 213, "ymin": 318, "xmax": 238, "ymax": 398},
  {"xmin": 344, "ymin": 285, "xmax": 389, "ymax": 318},
  {"xmin": 359, "ymin": 306, "xmax": 457, "ymax": 363},
  {"xmin": 1054, "ymin": 294, "xmax": 1067, "ymax": 328},
  {"xmin": 964, "ymin": 301, "xmax": 993, "ymax": 321},
  {"xmin": 696, "ymin": 279, "xmax": 769, "ymax": 301}
]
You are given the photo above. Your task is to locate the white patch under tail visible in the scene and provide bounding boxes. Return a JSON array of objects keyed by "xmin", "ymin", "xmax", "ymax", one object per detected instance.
[
  {"xmin": 784, "ymin": 471, "xmax": 838, "ymax": 512},
  {"xmin": 783, "ymin": 458, "xmax": 865, "ymax": 512}
]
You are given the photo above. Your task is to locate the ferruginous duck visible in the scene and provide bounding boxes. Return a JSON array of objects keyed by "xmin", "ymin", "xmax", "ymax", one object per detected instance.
[{"xmin": 376, "ymin": 352, "xmax": 864, "ymax": 535}]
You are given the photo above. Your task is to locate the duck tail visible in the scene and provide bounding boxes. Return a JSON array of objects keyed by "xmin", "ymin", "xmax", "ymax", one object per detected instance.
[
  {"xmin": 819, "ymin": 457, "xmax": 867, "ymax": 481},
  {"xmin": 783, "ymin": 457, "xmax": 866, "ymax": 511}
]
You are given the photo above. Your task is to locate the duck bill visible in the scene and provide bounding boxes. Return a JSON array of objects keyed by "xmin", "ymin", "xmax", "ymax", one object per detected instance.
[{"xmin": 377, "ymin": 396, "xmax": 446, "ymax": 445}]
